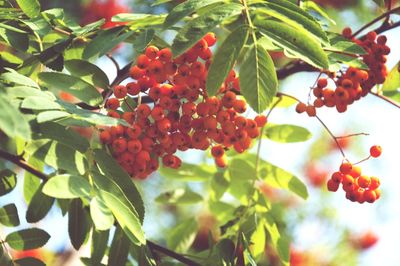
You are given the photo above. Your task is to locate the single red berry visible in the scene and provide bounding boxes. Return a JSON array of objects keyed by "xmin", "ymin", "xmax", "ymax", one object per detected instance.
[{"xmin": 369, "ymin": 145, "xmax": 382, "ymax": 158}]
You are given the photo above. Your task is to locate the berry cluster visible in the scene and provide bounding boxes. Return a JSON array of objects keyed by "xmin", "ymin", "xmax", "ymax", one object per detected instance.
[
  {"xmin": 99, "ymin": 33, "xmax": 267, "ymax": 179},
  {"xmin": 296, "ymin": 30, "xmax": 390, "ymax": 115},
  {"xmin": 81, "ymin": 0, "xmax": 130, "ymax": 29},
  {"xmin": 326, "ymin": 145, "xmax": 382, "ymax": 203}
]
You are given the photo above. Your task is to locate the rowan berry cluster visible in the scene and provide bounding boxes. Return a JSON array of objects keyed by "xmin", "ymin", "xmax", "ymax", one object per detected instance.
[
  {"xmin": 326, "ymin": 145, "xmax": 382, "ymax": 203},
  {"xmin": 296, "ymin": 29, "xmax": 389, "ymax": 115},
  {"xmin": 99, "ymin": 33, "xmax": 267, "ymax": 179}
]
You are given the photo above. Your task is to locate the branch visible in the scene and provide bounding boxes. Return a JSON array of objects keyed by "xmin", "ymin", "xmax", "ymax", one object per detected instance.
[
  {"xmin": 352, "ymin": 6, "xmax": 400, "ymax": 37},
  {"xmin": 147, "ymin": 240, "xmax": 201, "ymax": 266},
  {"xmin": 370, "ymin": 91, "xmax": 400, "ymax": 109},
  {"xmin": 0, "ymin": 149, "xmax": 48, "ymax": 181}
]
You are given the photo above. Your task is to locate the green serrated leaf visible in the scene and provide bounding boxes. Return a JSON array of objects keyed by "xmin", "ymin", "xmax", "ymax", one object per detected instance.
[
  {"xmin": 5, "ymin": 228, "xmax": 50, "ymax": 250},
  {"xmin": 14, "ymin": 257, "xmax": 45, "ymax": 266},
  {"xmin": 382, "ymin": 62, "xmax": 400, "ymax": 91},
  {"xmin": 239, "ymin": 43, "xmax": 278, "ymax": 113},
  {"xmin": 99, "ymin": 190, "xmax": 145, "ymax": 245},
  {"xmin": 68, "ymin": 198, "xmax": 92, "ymax": 250},
  {"xmin": 90, "ymin": 195, "xmax": 115, "ymax": 231},
  {"xmin": 93, "ymin": 149, "xmax": 144, "ymax": 223},
  {"xmin": 16, "ymin": 0, "xmax": 40, "ymax": 18},
  {"xmin": 163, "ymin": 0, "xmax": 224, "ymax": 29},
  {"xmin": 155, "ymin": 188, "xmax": 203, "ymax": 204},
  {"xmin": 43, "ymin": 174, "xmax": 91, "ymax": 199},
  {"xmin": 302, "ymin": 1, "xmax": 336, "ymax": 25},
  {"xmin": 256, "ymin": 1, "xmax": 328, "ymax": 44},
  {"xmin": 23, "ymin": 157, "xmax": 42, "ymax": 203},
  {"xmin": 206, "ymin": 25, "xmax": 249, "ymax": 96},
  {"xmin": 91, "ymin": 229, "xmax": 109, "ymax": 265},
  {"xmin": 26, "ymin": 140, "xmax": 87, "ymax": 175},
  {"xmin": 0, "ymin": 204, "xmax": 20, "ymax": 227},
  {"xmin": 159, "ymin": 163, "xmax": 214, "ymax": 181},
  {"xmin": 167, "ymin": 218, "xmax": 197, "ymax": 253},
  {"xmin": 38, "ymin": 72, "xmax": 103, "ymax": 106},
  {"xmin": 108, "ymin": 225, "xmax": 130, "ymax": 266},
  {"xmin": 256, "ymin": 20, "xmax": 329, "ymax": 69},
  {"xmin": 26, "ymin": 183, "xmax": 54, "ymax": 223},
  {"xmin": 264, "ymin": 218, "xmax": 289, "ymax": 263},
  {"xmin": 0, "ymin": 94, "xmax": 31, "ymax": 140},
  {"xmin": 64, "ymin": 59, "xmax": 110, "ymax": 89},
  {"xmin": 0, "ymin": 169, "xmax": 17, "ymax": 196},
  {"xmin": 265, "ymin": 124, "xmax": 312, "ymax": 143},
  {"xmin": 171, "ymin": 3, "xmax": 242, "ymax": 57}
]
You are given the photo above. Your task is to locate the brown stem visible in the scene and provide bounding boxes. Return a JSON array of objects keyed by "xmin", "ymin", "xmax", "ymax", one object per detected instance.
[
  {"xmin": 351, "ymin": 6, "xmax": 400, "ymax": 37},
  {"xmin": 106, "ymin": 53, "xmax": 120, "ymax": 73},
  {"xmin": 370, "ymin": 91, "xmax": 400, "ymax": 109},
  {"xmin": 0, "ymin": 149, "xmax": 48, "ymax": 181},
  {"xmin": 336, "ymin": 132, "xmax": 370, "ymax": 139},
  {"xmin": 147, "ymin": 240, "xmax": 201, "ymax": 266}
]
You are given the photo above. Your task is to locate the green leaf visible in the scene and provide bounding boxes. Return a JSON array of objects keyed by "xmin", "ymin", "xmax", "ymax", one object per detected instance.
[
  {"xmin": 99, "ymin": 190, "xmax": 145, "ymax": 245},
  {"xmin": 0, "ymin": 169, "xmax": 17, "ymax": 196},
  {"xmin": 5, "ymin": 228, "xmax": 50, "ymax": 250},
  {"xmin": 36, "ymin": 122, "xmax": 90, "ymax": 153},
  {"xmin": 239, "ymin": 43, "xmax": 278, "ymax": 113},
  {"xmin": 93, "ymin": 149, "xmax": 144, "ymax": 222},
  {"xmin": 73, "ymin": 19, "xmax": 105, "ymax": 36},
  {"xmin": 328, "ymin": 53, "xmax": 368, "ymax": 71},
  {"xmin": 0, "ymin": 94, "xmax": 31, "ymax": 140},
  {"xmin": 0, "ymin": 204, "xmax": 20, "ymax": 227},
  {"xmin": 373, "ymin": 0, "xmax": 385, "ymax": 7},
  {"xmin": 163, "ymin": 0, "xmax": 223, "ymax": 28},
  {"xmin": 260, "ymin": 162, "xmax": 308, "ymax": 199},
  {"xmin": 264, "ymin": 218, "xmax": 289, "ymax": 263},
  {"xmin": 14, "ymin": 257, "xmax": 45, "ymax": 266},
  {"xmin": 83, "ymin": 27, "xmax": 133, "ymax": 60},
  {"xmin": 26, "ymin": 183, "xmax": 54, "ymax": 223},
  {"xmin": 26, "ymin": 140, "xmax": 87, "ymax": 175},
  {"xmin": 64, "ymin": 59, "xmax": 110, "ymax": 89},
  {"xmin": 159, "ymin": 163, "xmax": 214, "ymax": 181},
  {"xmin": 229, "ymin": 158, "xmax": 256, "ymax": 180},
  {"xmin": 43, "ymin": 175, "xmax": 91, "ymax": 199},
  {"xmin": 155, "ymin": 188, "xmax": 203, "ymax": 204},
  {"xmin": 382, "ymin": 62, "xmax": 400, "ymax": 92},
  {"xmin": 256, "ymin": 20, "xmax": 329, "ymax": 69},
  {"xmin": 90, "ymin": 229, "xmax": 109, "ymax": 265},
  {"xmin": 250, "ymin": 219, "xmax": 266, "ymax": 261},
  {"xmin": 256, "ymin": 1, "xmax": 328, "ymax": 44},
  {"xmin": 206, "ymin": 25, "xmax": 249, "ymax": 96},
  {"xmin": 36, "ymin": 111, "xmax": 69, "ymax": 123},
  {"xmin": 131, "ymin": 29, "xmax": 155, "ymax": 52},
  {"xmin": 5, "ymin": 86, "xmax": 55, "ymax": 100},
  {"xmin": 108, "ymin": 226, "xmax": 130, "ymax": 266},
  {"xmin": 23, "ymin": 157, "xmax": 42, "ymax": 202},
  {"xmin": 171, "ymin": 3, "xmax": 243, "ymax": 57},
  {"xmin": 38, "ymin": 72, "xmax": 103, "ymax": 106},
  {"xmin": 264, "ymin": 124, "xmax": 312, "ymax": 143},
  {"xmin": 68, "ymin": 198, "xmax": 92, "ymax": 250},
  {"xmin": 21, "ymin": 96, "xmax": 63, "ymax": 110},
  {"xmin": 210, "ymin": 172, "xmax": 229, "ymax": 200},
  {"xmin": 167, "ymin": 218, "xmax": 198, "ymax": 253},
  {"xmin": 302, "ymin": 1, "xmax": 336, "ymax": 25},
  {"xmin": 16, "ymin": 0, "xmax": 40, "ymax": 18},
  {"xmin": 0, "ymin": 27, "xmax": 29, "ymax": 51},
  {"xmin": 36, "ymin": 38, "xmax": 72, "ymax": 71},
  {"xmin": 90, "ymin": 195, "xmax": 115, "ymax": 231},
  {"xmin": 112, "ymin": 14, "xmax": 166, "ymax": 29},
  {"xmin": 1, "ymin": 68, "xmax": 39, "ymax": 88}
]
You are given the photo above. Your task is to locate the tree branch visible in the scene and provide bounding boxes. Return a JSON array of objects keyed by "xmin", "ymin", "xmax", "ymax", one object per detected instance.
[
  {"xmin": 147, "ymin": 240, "xmax": 201, "ymax": 266},
  {"xmin": 0, "ymin": 149, "xmax": 48, "ymax": 181},
  {"xmin": 370, "ymin": 91, "xmax": 400, "ymax": 109}
]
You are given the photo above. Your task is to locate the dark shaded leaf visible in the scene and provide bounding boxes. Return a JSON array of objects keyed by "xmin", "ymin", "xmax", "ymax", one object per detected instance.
[
  {"xmin": 5, "ymin": 228, "xmax": 50, "ymax": 250},
  {"xmin": 0, "ymin": 204, "xmax": 20, "ymax": 227},
  {"xmin": 68, "ymin": 198, "xmax": 92, "ymax": 250}
]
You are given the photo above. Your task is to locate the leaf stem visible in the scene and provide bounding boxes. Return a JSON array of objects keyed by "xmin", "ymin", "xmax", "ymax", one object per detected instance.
[
  {"xmin": 315, "ymin": 115, "xmax": 346, "ymax": 158},
  {"xmin": 147, "ymin": 240, "xmax": 201, "ymax": 266}
]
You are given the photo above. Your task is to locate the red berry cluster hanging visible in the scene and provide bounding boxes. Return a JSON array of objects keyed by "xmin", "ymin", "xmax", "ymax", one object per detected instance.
[
  {"xmin": 99, "ymin": 33, "xmax": 267, "ymax": 180},
  {"xmin": 326, "ymin": 145, "xmax": 382, "ymax": 203},
  {"xmin": 297, "ymin": 29, "xmax": 390, "ymax": 115}
]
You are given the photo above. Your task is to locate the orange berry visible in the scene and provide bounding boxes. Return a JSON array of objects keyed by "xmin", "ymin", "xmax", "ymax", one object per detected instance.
[
  {"xmin": 340, "ymin": 162, "xmax": 352, "ymax": 174},
  {"xmin": 211, "ymin": 145, "xmax": 225, "ymax": 158},
  {"xmin": 295, "ymin": 102, "xmax": 306, "ymax": 113},
  {"xmin": 306, "ymin": 105, "xmax": 316, "ymax": 117},
  {"xmin": 357, "ymin": 175, "xmax": 371, "ymax": 189},
  {"xmin": 369, "ymin": 145, "xmax": 382, "ymax": 158},
  {"xmin": 145, "ymin": 45, "xmax": 159, "ymax": 60},
  {"xmin": 254, "ymin": 115, "xmax": 267, "ymax": 127},
  {"xmin": 327, "ymin": 179, "xmax": 339, "ymax": 192},
  {"xmin": 113, "ymin": 85, "xmax": 127, "ymax": 99},
  {"xmin": 106, "ymin": 98, "xmax": 120, "ymax": 110}
]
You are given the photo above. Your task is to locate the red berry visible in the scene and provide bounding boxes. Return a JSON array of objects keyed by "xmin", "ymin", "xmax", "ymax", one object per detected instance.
[{"xmin": 369, "ymin": 145, "xmax": 382, "ymax": 158}]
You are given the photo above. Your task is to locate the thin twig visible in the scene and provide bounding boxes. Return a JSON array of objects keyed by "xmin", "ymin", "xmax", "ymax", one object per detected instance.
[
  {"xmin": 315, "ymin": 116, "xmax": 346, "ymax": 158},
  {"xmin": 351, "ymin": 6, "xmax": 400, "ymax": 37},
  {"xmin": 370, "ymin": 91, "xmax": 400, "ymax": 109},
  {"xmin": 353, "ymin": 155, "xmax": 371, "ymax": 165},
  {"xmin": 336, "ymin": 133, "xmax": 370, "ymax": 139}
]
